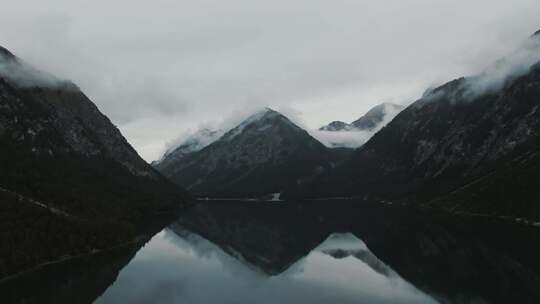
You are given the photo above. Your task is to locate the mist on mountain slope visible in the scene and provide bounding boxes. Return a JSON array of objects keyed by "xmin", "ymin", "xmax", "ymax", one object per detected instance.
[
  {"xmin": 466, "ymin": 32, "xmax": 540, "ymax": 96},
  {"xmin": 159, "ymin": 106, "xmax": 274, "ymax": 160},
  {"xmin": 159, "ymin": 103, "xmax": 403, "ymax": 161},
  {"xmin": 421, "ymin": 32, "xmax": 540, "ymax": 104},
  {"xmin": 0, "ymin": 46, "xmax": 72, "ymax": 89},
  {"xmin": 308, "ymin": 103, "xmax": 404, "ymax": 149}
]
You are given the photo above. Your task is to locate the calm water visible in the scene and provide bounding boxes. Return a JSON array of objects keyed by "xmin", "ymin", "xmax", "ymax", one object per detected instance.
[
  {"xmin": 3, "ymin": 200, "xmax": 540, "ymax": 304},
  {"xmin": 95, "ymin": 229, "xmax": 436, "ymax": 304}
]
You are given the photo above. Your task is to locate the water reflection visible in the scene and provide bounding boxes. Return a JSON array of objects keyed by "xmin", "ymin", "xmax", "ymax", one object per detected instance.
[
  {"xmin": 3, "ymin": 200, "xmax": 540, "ymax": 304},
  {"xmin": 95, "ymin": 229, "xmax": 436, "ymax": 304}
]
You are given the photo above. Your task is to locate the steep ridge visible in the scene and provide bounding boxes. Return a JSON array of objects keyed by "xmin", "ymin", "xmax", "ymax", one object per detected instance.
[
  {"xmin": 350, "ymin": 102, "xmax": 404, "ymax": 130},
  {"xmin": 305, "ymin": 32, "xmax": 540, "ymax": 220},
  {"xmin": 153, "ymin": 128, "xmax": 223, "ymax": 171},
  {"xmin": 0, "ymin": 46, "xmax": 189, "ymax": 278},
  {"xmin": 156, "ymin": 108, "xmax": 340, "ymax": 197}
]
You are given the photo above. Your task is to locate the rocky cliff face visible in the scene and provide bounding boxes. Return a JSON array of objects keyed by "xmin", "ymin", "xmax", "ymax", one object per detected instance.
[
  {"xmin": 156, "ymin": 108, "xmax": 339, "ymax": 197},
  {"xmin": 307, "ymin": 33, "xmax": 540, "ymax": 220}
]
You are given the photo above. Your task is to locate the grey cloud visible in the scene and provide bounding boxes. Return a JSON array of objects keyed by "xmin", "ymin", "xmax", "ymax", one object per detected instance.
[
  {"xmin": 465, "ymin": 35, "xmax": 540, "ymax": 97},
  {"xmin": 0, "ymin": 0, "xmax": 539, "ymax": 161},
  {"xmin": 0, "ymin": 47, "xmax": 70, "ymax": 89}
]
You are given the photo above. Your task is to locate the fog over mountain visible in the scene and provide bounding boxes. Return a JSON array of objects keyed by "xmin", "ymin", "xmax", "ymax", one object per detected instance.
[
  {"xmin": 155, "ymin": 108, "xmax": 341, "ymax": 197},
  {"xmin": 313, "ymin": 103, "xmax": 404, "ymax": 148},
  {"xmin": 1, "ymin": 0, "xmax": 539, "ymax": 161},
  {"xmin": 301, "ymin": 31, "xmax": 540, "ymax": 222}
]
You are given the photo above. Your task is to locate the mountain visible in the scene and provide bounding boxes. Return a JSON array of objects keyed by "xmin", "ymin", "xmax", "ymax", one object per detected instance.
[
  {"xmin": 351, "ymin": 102, "xmax": 404, "ymax": 130},
  {"xmin": 319, "ymin": 120, "xmax": 351, "ymax": 131},
  {"xmin": 319, "ymin": 103, "xmax": 404, "ymax": 131},
  {"xmin": 305, "ymin": 32, "xmax": 540, "ymax": 220},
  {"xmin": 314, "ymin": 103, "xmax": 404, "ymax": 149},
  {"xmin": 155, "ymin": 108, "xmax": 339, "ymax": 197},
  {"xmin": 152, "ymin": 128, "xmax": 223, "ymax": 170},
  {"xmin": 0, "ymin": 46, "xmax": 188, "ymax": 277}
]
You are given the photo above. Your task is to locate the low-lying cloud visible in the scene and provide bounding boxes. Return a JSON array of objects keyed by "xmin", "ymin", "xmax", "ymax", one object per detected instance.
[
  {"xmin": 465, "ymin": 33, "xmax": 540, "ymax": 97},
  {"xmin": 419, "ymin": 33, "xmax": 540, "ymax": 106},
  {"xmin": 308, "ymin": 103, "xmax": 404, "ymax": 149},
  {"xmin": 308, "ymin": 129, "xmax": 376, "ymax": 149},
  {"xmin": 1, "ymin": 1, "xmax": 539, "ymax": 161},
  {"xmin": 0, "ymin": 50, "xmax": 68, "ymax": 88}
]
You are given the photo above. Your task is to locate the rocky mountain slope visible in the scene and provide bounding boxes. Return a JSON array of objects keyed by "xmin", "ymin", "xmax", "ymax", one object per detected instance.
[
  {"xmin": 155, "ymin": 108, "xmax": 341, "ymax": 197},
  {"xmin": 0, "ymin": 46, "xmax": 188, "ymax": 278},
  {"xmin": 305, "ymin": 32, "xmax": 540, "ymax": 220},
  {"xmin": 152, "ymin": 128, "xmax": 223, "ymax": 171}
]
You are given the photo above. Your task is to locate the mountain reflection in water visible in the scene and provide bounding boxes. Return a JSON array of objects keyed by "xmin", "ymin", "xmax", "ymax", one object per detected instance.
[
  {"xmin": 95, "ymin": 229, "xmax": 436, "ymax": 304},
  {"xmin": 2, "ymin": 200, "xmax": 540, "ymax": 304}
]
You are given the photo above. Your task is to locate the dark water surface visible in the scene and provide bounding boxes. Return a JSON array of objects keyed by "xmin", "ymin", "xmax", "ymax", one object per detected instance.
[{"xmin": 3, "ymin": 200, "xmax": 540, "ymax": 304}]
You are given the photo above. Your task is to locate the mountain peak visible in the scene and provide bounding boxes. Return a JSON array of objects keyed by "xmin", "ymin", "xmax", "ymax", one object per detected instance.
[
  {"xmin": 351, "ymin": 102, "xmax": 403, "ymax": 130},
  {"xmin": 154, "ymin": 105, "xmax": 334, "ymax": 197},
  {"xmin": 319, "ymin": 121, "xmax": 350, "ymax": 131},
  {"xmin": 221, "ymin": 107, "xmax": 300, "ymax": 141},
  {"xmin": 318, "ymin": 103, "xmax": 405, "ymax": 133},
  {"xmin": 254, "ymin": 107, "xmax": 281, "ymax": 119},
  {"xmin": 0, "ymin": 45, "xmax": 16, "ymax": 62},
  {"xmin": 533, "ymin": 29, "xmax": 540, "ymax": 38},
  {"xmin": 242, "ymin": 107, "xmax": 281, "ymax": 124},
  {"xmin": 241, "ymin": 107, "xmax": 279, "ymax": 121},
  {"xmin": 154, "ymin": 127, "xmax": 224, "ymax": 169},
  {"xmin": 155, "ymin": 107, "xmax": 298, "ymax": 170}
]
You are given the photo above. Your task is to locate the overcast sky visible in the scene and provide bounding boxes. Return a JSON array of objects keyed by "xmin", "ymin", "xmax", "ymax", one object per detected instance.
[{"xmin": 1, "ymin": 0, "xmax": 539, "ymax": 161}]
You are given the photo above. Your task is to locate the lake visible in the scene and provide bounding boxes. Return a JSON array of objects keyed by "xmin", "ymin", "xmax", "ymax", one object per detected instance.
[{"xmin": 3, "ymin": 200, "xmax": 540, "ymax": 303}]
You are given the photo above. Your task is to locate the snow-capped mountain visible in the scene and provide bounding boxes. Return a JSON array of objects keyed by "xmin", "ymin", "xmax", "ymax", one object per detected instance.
[
  {"xmin": 306, "ymin": 30, "xmax": 540, "ymax": 221},
  {"xmin": 154, "ymin": 128, "xmax": 223, "ymax": 171},
  {"xmin": 155, "ymin": 108, "xmax": 341, "ymax": 197},
  {"xmin": 314, "ymin": 103, "xmax": 404, "ymax": 148}
]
